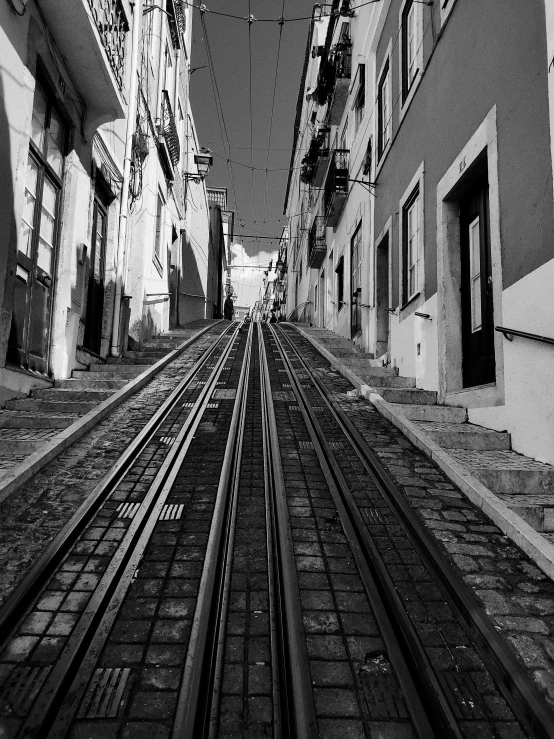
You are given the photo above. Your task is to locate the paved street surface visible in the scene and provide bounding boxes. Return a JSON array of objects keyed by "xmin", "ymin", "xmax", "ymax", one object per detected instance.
[{"xmin": 1, "ymin": 321, "xmax": 554, "ymax": 738}]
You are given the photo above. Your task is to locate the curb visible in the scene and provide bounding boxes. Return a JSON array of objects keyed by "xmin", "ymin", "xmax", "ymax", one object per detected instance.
[
  {"xmin": 292, "ymin": 324, "xmax": 554, "ymax": 580},
  {"xmin": 0, "ymin": 322, "xmax": 221, "ymax": 506}
]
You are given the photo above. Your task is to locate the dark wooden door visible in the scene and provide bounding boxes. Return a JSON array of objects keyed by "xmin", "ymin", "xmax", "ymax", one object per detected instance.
[
  {"xmin": 375, "ymin": 233, "xmax": 390, "ymax": 358},
  {"xmin": 9, "ymin": 80, "xmax": 64, "ymax": 375},
  {"xmin": 350, "ymin": 222, "xmax": 362, "ymax": 337},
  {"xmin": 460, "ymin": 175, "xmax": 495, "ymax": 387},
  {"xmin": 83, "ymin": 197, "xmax": 108, "ymax": 355}
]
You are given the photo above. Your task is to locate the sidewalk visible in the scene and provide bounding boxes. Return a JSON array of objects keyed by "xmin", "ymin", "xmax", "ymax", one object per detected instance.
[{"xmin": 293, "ymin": 324, "xmax": 554, "ymax": 580}]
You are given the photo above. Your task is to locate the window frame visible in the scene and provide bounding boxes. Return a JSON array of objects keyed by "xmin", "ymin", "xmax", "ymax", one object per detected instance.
[
  {"xmin": 353, "ymin": 63, "xmax": 365, "ymax": 135},
  {"xmin": 399, "ymin": 0, "xmax": 423, "ymax": 120},
  {"xmin": 377, "ymin": 52, "xmax": 392, "ymax": 162},
  {"xmin": 154, "ymin": 190, "xmax": 165, "ymax": 275},
  {"xmin": 398, "ymin": 162, "xmax": 425, "ymax": 313}
]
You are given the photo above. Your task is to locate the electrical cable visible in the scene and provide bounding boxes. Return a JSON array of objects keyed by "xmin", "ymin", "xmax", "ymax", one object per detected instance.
[
  {"xmin": 247, "ymin": 0, "xmax": 256, "ymax": 244},
  {"xmin": 190, "ymin": 0, "xmax": 383, "ymax": 24},
  {"xmin": 261, "ymin": 0, "xmax": 286, "ymax": 231}
]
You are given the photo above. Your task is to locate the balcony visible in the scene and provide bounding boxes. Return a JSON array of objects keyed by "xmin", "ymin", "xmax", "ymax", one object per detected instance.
[
  {"xmin": 313, "ymin": 128, "xmax": 331, "ymax": 187},
  {"xmin": 308, "ymin": 216, "xmax": 327, "ymax": 269},
  {"xmin": 157, "ymin": 90, "xmax": 181, "ymax": 180},
  {"xmin": 38, "ymin": 0, "xmax": 130, "ymax": 133},
  {"xmin": 327, "ymin": 46, "xmax": 352, "ymax": 125},
  {"xmin": 324, "ymin": 149, "xmax": 349, "ymax": 228}
]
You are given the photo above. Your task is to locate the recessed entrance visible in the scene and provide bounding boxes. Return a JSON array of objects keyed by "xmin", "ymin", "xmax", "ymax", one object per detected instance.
[{"xmin": 375, "ymin": 232, "xmax": 390, "ymax": 358}]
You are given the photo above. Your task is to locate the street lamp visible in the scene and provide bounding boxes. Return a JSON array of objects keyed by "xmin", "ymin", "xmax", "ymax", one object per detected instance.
[{"xmin": 183, "ymin": 147, "xmax": 213, "ymax": 182}]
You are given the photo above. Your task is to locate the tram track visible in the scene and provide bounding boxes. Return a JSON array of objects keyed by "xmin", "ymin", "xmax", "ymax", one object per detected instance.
[
  {"xmin": 0, "ymin": 321, "xmax": 243, "ymax": 737},
  {"xmin": 0, "ymin": 319, "xmax": 553, "ymax": 738},
  {"xmin": 273, "ymin": 322, "xmax": 554, "ymax": 739}
]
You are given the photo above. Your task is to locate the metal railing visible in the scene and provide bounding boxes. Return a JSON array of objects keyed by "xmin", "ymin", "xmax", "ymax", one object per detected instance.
[
  {"xmin": 308, "ymin": 216, "xmax": 326, "ymax": 268},
  {"xmin": 159, "ymin": 90, "xmax": 181, "ymax": 168},
  {"xmin": 495, "ymin": 326, "xmax": 554, "ymax": 346},
  {"xmin": 87, "ymin": 0, "xmax": 129, "ymax": 90},
  {"xmin": 324, "ymin": 149, "xmax": 349, "ymax": 219}
]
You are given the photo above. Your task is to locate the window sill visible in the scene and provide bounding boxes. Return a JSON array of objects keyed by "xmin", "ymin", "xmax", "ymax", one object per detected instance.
[{"xmin": 399, "ymin": 291, "xmax": 424, "ymax": 321}]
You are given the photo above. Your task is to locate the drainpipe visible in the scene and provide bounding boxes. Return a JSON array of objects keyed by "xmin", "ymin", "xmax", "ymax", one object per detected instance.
[{"xmin": 111, "ymin": 0, "xmax": 144, "ymax": 356}]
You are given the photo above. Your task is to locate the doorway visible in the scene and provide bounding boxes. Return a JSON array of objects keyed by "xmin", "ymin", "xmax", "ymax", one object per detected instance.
[
  {"xmin": 460, "ymin": 174, "xmax": 495, "ymax": 387},
  {"xmin": 8, "ymin": 78, "xmax": 65, "ymax": 375},
  {"xmin": 83, "ymin": 191, "xmax": 109, "ymax": 355},
  {"xmin": 375, "ymin": 232, "xmax": 390, "ymax": 358},
  {"xmin": 318, "ymin": 270, "xmax": 325, "ymax": 326},
  {"xmin": 350, "ymin": 222, "xmax": 362, "ymax": 337}
]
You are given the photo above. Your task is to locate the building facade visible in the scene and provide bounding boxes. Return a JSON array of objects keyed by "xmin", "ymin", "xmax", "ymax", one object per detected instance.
[
  {"xmin": 285, "ymin": 0, "xmax": 554, "ymax": 464},
  {"xmin": 0, "ymin": 0, "xmax": 214, "ymax": 399}
]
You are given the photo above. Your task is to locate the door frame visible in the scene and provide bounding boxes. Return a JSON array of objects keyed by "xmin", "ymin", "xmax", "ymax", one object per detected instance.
[
  {"xmin": 437, "ymin": 106, "xmax": 504, "ymax": 408},
  {"xmin": 83, "ymin": 192, "xmax": 109, "ymax": 355},
  {"xmin": 374, "ymin": 222, "xmax": 392, "ymax": 359}
]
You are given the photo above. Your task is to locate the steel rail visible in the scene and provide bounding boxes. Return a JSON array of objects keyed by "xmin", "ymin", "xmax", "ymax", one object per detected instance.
[
  {"xmin": 278, "ymin": 324, "xmax": 554, "ymax": 739},
  {"xmin": 0, "ymin": 321, "xmax": 234, "ymax": 645},
  {"xmin": 172, "ymin": 321, "xmax": 253, "ymax": 737},
  {"xmin": 258, "ymin": 323, "xmax": 318, "ymax": 739},
  {"xmin": 269, "ymin": 324, "xmax": 452, "ymax": 738},
  {"xmin": 8, "ymin": 322, "xmax": 244, "ymax": 738}
]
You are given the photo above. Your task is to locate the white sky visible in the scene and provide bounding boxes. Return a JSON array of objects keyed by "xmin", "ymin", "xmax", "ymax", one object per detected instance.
[{"xmin": 230, "ymin": 242, "xmax": 278, "ymax": 308}]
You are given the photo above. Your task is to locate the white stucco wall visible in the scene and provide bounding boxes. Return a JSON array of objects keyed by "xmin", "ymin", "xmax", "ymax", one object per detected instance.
[{"xmin": 469, "ymin": 257, "xmax": 554, "ymax": 465}]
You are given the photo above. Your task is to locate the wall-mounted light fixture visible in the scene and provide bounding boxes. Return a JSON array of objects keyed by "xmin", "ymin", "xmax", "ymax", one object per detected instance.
[{"xmin": 183, "ymin": 148, "xmax": 213, "ymax": 182}]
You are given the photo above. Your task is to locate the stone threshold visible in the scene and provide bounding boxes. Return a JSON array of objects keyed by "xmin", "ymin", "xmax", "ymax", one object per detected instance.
[
  {"xmin": 292, "ymin": 324, "xmax": 554, "ymax": 581},
  {"xmin": 0, "ymin": 322, "xmax": 221, "ymax": 507}
]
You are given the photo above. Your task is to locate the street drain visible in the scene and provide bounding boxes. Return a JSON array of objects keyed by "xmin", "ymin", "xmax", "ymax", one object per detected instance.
[
  {"xmin": 288, "ymin": 405, "xmax": 300, "ymax": 411},
  {"xmin": 299, "ymin": 441, "xmax": 314, "ymax": 450},
  {"xmin": 116, "ymin": 503, "xmax": 141, "ymax": 519},
  {"xmin": 360, "ymin": 507, "xmax": 387, "ymax": 526},
  {"xmin": 329, "ymin": 442, "xmax": 344, "ymax": 450},
  {"xmin": 160, "ymin": 436, "xmax": 176, "ymax": 445},
  {"xmin": 182, "ymin": 403, "xmax": 195, "ymax": 409},
  {"xmin": 159, "ymin": 504, "xmax": 184, "ymax": 521},
  {"xmin": 0, "ymin": 666, "xmax": 51, "ymax": 716},
  {"xmin": 77, "ymin": 667, "xmax": 130, "ymax": 719}
]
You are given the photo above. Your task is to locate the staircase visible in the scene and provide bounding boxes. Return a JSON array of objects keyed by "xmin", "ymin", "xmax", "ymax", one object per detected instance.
[
  {"xmin": 0, "ymin": 330, "xmax": 197, "ymax": 470},
  {"xmin": 298, "ymin": 326, "xmax": 554, "ymax": 540}
]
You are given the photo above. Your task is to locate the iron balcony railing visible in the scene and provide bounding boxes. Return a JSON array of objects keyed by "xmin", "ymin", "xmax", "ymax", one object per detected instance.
[
  {"xmin": 308, "ymin": 216, "xmax": 327, "ymax": 269},
  {"xmin": 87, "ymin": 0, "xmax": 129, "ymax": 90},
  {"xmin": 158, "ymin": 90, "xmax": 181, "ymax": 173}
]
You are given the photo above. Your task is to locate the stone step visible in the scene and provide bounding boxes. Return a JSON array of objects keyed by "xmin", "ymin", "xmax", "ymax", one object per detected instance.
[
  {"xmin": 106, "ymin": 357, "xmax": 157, "ymax": 365},
  {"xmin": 140, "ymin": 342, "xmax": 178, "ymax": 350},
  {"xmin": 55, "ymin": 379, "xmax": 128, "ymax": 391},
  {"xmin": 414, "ymin": 421, "xmax": 511, "ymax": 451},
  {"xmin": 0, "ymin": 411, "xmax": 78, "ymax": 428},
  {"xmin": 85, "ymin": 365, "xmax": 146, "ymax": 376},
  {"xmin": 499, "ymin": 495, "xmax": 554, "ymax": 532},
  {"xmin": 0, "ymin": 438, "xmax": 48, "ymax": 455},
  {"xmin": 123, "ymin": 350, "xmax": 169, "ymax": 359},
  {"xmin": 358, "ymin": 374, "xmax": 416, "ymax": 389},
  {"xmin": 390, "ymin": 404, "xmax": 467, "ymax": 422},
  {"xmin": 31, "ymin": 388, "xmax": 114, "ymax": 402},
  {"xmin": 378, "ymin": 388, "xmax": 437, "ymax": 405},
  {"xmin": 447, "ymin": 450, "xmax": 554, "ymax": 496},
  {"xmin": 5, "ymin": 399, "xmax": 98, "ymax": 414},
  {"xmin": 340, "ymin": 360, "xmax": 398, "ymax": 375}
]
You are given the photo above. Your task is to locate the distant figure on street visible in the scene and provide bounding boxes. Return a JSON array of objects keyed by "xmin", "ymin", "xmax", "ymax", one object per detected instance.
[
  {"xmin": 269, "ymin": 310, "xmax": 277, "ymax": 323},
  {"xmin": 224, "ymin": 295, "xmax": 234, "ymax": 321}
]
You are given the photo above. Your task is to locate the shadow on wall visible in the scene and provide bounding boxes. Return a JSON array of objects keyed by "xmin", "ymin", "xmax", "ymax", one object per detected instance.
[
  {"xmin": 178, "ymin": 232, "xmax": 207, "ymax": 324},
  {"xmin": 0, "ymin": 72, "xmax": 17, "ymax": 370}
]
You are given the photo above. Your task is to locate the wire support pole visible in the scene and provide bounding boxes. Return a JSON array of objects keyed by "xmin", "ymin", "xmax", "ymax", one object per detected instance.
[{"xmin": 111, "ymin": 0, "xmax": 144, "ymax": 357}]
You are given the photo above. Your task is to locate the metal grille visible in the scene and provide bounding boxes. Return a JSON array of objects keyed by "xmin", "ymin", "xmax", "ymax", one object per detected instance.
[
  {"xmin": 160, "ymin": 436, "xmax": 176, "ymax": 446},
  {"xmin": 0, "ymin": 666, "xmax": 51, "ymax": 717},
  {"xmin": 87, "ymin": 0, "xmax": 129, "ymax": 90},
  {"xmin": 159, "ymin": 504, "xmax": 184, "ymax": 521},
  {"xmin": 360, "ymin": 507, "xmax": 387, "ymax": 526},
  {"xmin": 116, "ymin": 503, "xmax": 141, "ymax": 519},
  {"xmin": 78, "ymin": 667, "xmax": 130, "ymax": 718},
  {"xmin": 299, "ymin": 441, "xmax": 314, "ymax": 450}
]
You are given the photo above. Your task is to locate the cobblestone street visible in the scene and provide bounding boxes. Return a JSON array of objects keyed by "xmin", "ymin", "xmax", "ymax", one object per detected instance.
[{"xmin": 0, "ymin": 321, "xmax": 553, "ymax": 738}]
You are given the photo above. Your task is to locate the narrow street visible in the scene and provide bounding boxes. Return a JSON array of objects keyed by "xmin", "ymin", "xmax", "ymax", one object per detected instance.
[{"xmin": 1, "ymin": 320, "xmax": 554, "ymax": 738}]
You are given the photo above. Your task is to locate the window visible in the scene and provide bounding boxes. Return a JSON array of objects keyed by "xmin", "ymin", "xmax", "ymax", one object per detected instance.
[
  {"xmin": 401, "ymin": 0, "xmax": 422, "ymax": 104},
  {"xmin": 335, "ymin": 256, "xmax": 344, "ymax": 311},
  {"xmin": 377, "ymin": 60, "xmax": 391, "ymax": 158},
  {"xmin": 468, "ymin": 216, "xmax": 482, "ymax": 332},
  {"xmin": 154, "ymin": 192, "xmax": 164, "ymax": 271},
  {"xmin": 350, "ymin": 222, "xmax": 363, "ymax": 336},
  {"xmin": 340, "ymin": 120, "xmax": 348, "ymax": 151},
  {"xmin": 402, "ymin": 186, "xmax": 421, "ymax": 303},
  {"xmin": 354, "ymin": 64, "xmax": 365, "ymax": 134}
]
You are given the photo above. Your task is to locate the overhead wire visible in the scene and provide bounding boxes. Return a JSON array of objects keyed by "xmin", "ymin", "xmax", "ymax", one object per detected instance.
[
  {"xmin": 190, "ymin": 0, "xmax": 383, "ymax": 24},
  {"xmin": 247, "ymin": 0, "xmax": 256, "ymax": 244},
  {"xmin": 261, "ymin": 0, "xmax": 287, "ymax": 231}
]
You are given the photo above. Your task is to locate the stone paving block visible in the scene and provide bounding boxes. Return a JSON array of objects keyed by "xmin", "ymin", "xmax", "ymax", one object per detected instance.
[
  {"xmin": 306, "ymin": 636, "xmax": 348, "ymax": 661},
  {"xmin": 314, "ymin": 688, "xmax": 360, "ymax": 717},
  {"xmin": 72, "ymin": 722, "xmax": 120, "ymax": 739},
  {"xmin": 248, "ymin": 664, "xmax": 271, "ymax": 695},
  {"xmin": 222, "ymin": 663, "xmax": 243, "ymax": 695},
  {"xmin": 310, "ymin": 661, "xmax": 354, "ymax": 687},
  {"xmin": 121, "ymin": 722, "xmax": 170, "ymax": 739},
  {"xmin": 100, "ymin": 644, "xmax": 145, "ymax": 667},
  {"xmin": 303, "ymin": 611, "xmax": 340, "ymax": 634},
  {"xmin": 145, "ymin": 645, "xmax": 187, "ymax": 666},
  {"xmin": 129, "ymin": 691, "xmax": 176, "ymax": 720}
]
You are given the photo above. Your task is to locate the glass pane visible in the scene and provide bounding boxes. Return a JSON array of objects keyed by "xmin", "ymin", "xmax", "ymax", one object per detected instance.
[
  {"xmin": 94, "ymin": 210, "xmax": 105, "ymax": 278},
  {"xmin": 469, "ymin": 217, "xmax": 482, "ymax": 332},
  {"xmin": 31, "ymin": 81, "xmax": 48, "ymax": 152},
  {"xmin": 37, "ymin": 178, "xmax": 58, "ymax": 274},
  {"xmin": 20, "ymin": 157, "xmax": 39, "ymax": 258},
  {"xmin": 47, "ymin": 108, "xmax": 65, "ymax": 177}
]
